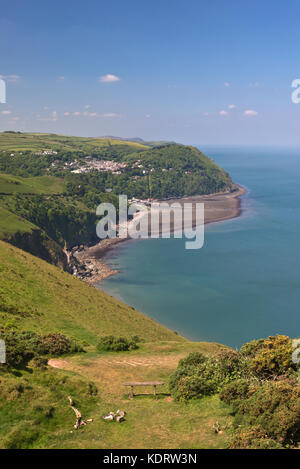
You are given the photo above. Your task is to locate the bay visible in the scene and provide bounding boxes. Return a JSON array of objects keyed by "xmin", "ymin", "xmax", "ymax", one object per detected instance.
[{"xmin": 99, "ymin": 145, "xmax": 300, "ymax": 347}]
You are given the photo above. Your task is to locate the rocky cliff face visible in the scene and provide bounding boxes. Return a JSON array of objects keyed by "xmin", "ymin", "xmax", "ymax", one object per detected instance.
[{"xmin": 7, "ymin": 228, "xmax": 69, "ymax": 271}]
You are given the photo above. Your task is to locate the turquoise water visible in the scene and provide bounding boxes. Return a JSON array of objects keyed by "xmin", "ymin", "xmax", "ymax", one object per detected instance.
[{"xmin": 99, "ymin": 146, "xmax": 300, "ymax": 347}]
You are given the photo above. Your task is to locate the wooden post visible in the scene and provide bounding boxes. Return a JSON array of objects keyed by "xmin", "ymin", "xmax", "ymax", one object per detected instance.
[
  {"xmin": 153, "ymin": 385, "xmax": 157, "ymax": 397},
  {"xmin": 130, "ymin": 385, "xmax": 134, "ymax": 398}
]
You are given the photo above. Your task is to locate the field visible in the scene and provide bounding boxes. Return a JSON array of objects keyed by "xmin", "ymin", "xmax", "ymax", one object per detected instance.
[{"xmin": 0, "ymin": 132, "xmax": 148, "ymax": 152}]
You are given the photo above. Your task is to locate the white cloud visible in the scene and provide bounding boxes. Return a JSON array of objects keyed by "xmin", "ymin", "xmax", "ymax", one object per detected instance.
[
  {"xmin": 58, "ymin": 76, "xmax": 65, "ymax": 81},
  {"xmin": 228, "ymin": 104, "xmax": 236, "ymax": 109},
  {"xmin": 203, "ymin": 112, "xmax": 209, "ymax": 116},
  {"xmin": 64, "ymin": 111, "xmax": 98, "ymax": 117},
  {"xmin": 219, "ymin": 110, "xmax": 228, "ymax": 116},
  {"xmin": 145, "ymin": 114, "xmax": 151, "ymax": 118},
  {"xmin": 224, "ymin": 82, "xmax": 230, "ymax": 87},
  {"xmin": 102, "ymin": 112, "xmax": 121, "ymax": 117},
  {"xmin": 243, "ymin": 109, "xmax": 258, "ymax": 116},
  {"xmin": 84, "ymin": 105, "xmax": 91, "ymax": 109},
  {"xmin": 11, "ymin": 116, "xmax": 20, "ymax": 121},
  {"xmin": 83, "ymin": 111, "xmax": 98, "ymax": 117},
  {"xmin": 99, "ymin": 74, "xmax": 120, "ymax": 83},
  {"xmin": 37, "ymin": 111, "xmax": 57, "ymax": 122},
  {"xmin": 1, "ymin": 110, "xmax": 12, "ymax": 115},
  {"xmin": 249, "ymin": 82, "xmax": 259, "ymax": 87}
]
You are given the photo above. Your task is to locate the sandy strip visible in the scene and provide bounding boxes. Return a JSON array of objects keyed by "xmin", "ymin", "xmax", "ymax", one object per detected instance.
[{"xmin": 73, "ymin": 185, "xmax": 246, "ymax": 283}]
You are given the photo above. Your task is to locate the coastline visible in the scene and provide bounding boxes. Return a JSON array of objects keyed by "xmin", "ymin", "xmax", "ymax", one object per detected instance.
[{"xmin": 71, "ymin": 184, "xmax": 247, "ymax": 284}]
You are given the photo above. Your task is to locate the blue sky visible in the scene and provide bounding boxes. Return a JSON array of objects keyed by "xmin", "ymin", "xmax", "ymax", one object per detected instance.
[{"xmin": 1, "ymin": 0, "xmax": 300, "ymax": 144}]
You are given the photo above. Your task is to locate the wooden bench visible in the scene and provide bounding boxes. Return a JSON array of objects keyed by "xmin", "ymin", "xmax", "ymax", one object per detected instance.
[{"xmin": 123, "ymin": 381, "xmax": 165, "ymax": 398}]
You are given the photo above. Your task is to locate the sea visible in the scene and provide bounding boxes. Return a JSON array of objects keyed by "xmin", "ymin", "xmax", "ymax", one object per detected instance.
[{"xmin": 98, "ymin": 145, "xmax": 300, "ymax": 348}]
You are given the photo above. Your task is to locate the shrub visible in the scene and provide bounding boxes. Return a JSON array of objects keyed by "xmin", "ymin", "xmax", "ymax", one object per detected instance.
[
  {"xmin": 169, "ymin": 350, "xmax": 245, "ymax": 401},
  {"xmin": 241, "ymin": 335, "xmax": 297, "ymax": 378},
  {"xmin": 0, "ymin": 328, "xmax": 35, "ymax": 367},
  {"xmin": 28, "ymin": 356, "xmax": 48, "ymax": 370},
  {"xmin": 228, "ymin": 378, "xmax": 300, "ymax": 447},
  {"xmin": 213, "ymin": 349, "xmax": 246, "ymax": 385},
  {"xmin": 0, "ymin": 328, "xmax": 84, "ymax": 368},
  {"xmin": 37, "ymin": 333, "xmax": 72, "ymax": 355},
  {"xmin": 96, "ymin": 335, "xmax": 139, "ymax": 352},
  {"xmin": 230, "ymin": 425, "xmax": 284, "ymax": 449},
  {"xmin": 220, "ymin": 379, "xmax": 251, "ymax": 406},
  {"xmin": 239, "ymin": 339, "xmax": 265, "ymax": 358}
]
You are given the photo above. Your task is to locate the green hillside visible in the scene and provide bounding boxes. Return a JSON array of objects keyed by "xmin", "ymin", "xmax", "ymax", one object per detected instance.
[
  {"xmin": 0, "ymin": 240, "xmax": 182, "ymax": 343},
  {"xmin": 0, "ymin": 172, "xmax": 65, "ymax": 194},
  {"xmin": 0, "ymin": 240, "xmax": 232, "ymax": 450},
  {"xmin": 0, "ymin": 206, "xmax": 35, "ymax": 238}
]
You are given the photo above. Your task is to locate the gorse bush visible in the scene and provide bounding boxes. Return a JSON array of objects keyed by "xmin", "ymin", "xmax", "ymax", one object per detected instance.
[
  {"xmin": 170, "ymin": 335, "xmax": 300, "ymax": 448},
  {"xmin": 37, "ymin": 333, "xmax": 76, "ymax": 356},
  {"xmin": 96, "ymin": 335, "xmax": 140, "ymax": 352},
  {"xmin": 169, "ymin": 349, "xmax": 246, "ymax": 401},
  {"xmin": 170, "ymin": 336, "xmax": 299, "ymax": 402},
  {"xmin": 0, "ymin": 328, "xmax": 84, "ymax": 368},
  {"xmin": 240, "ymin": 335, "xmax": 296, "ymax": 378},
  {"xmin": 0, "ymin": 329, "xmax": 36, "ymax": 367},
  {"xmin": 229, "ymin": 425, "xmax": 284, "ymax": 449},
  {"xmin": 219, "ymin": 379, "xmax": 251, "ymax": 406},
  {"xmin": 223, "ymin": 378, "xmax": 300, "ymax": 447}
]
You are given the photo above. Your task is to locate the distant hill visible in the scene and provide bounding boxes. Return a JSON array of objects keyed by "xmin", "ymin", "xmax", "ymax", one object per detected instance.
[
  {"xmin": 101, "ymin": 136, "xmax": 176, "ymax": 147},
  {"xmin": 0, "ymin": 131, "xmax": 148, "ymax": 152}
]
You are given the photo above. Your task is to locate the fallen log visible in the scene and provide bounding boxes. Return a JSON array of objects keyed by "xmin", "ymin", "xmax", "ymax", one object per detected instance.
[{"xmin": 68, "ymin": 396, "xmax": 93, "ymax": 429}]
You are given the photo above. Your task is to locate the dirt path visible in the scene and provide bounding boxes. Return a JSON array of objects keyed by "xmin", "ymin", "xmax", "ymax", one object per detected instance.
[
  {"xmin": 47, "ymin": 342, "xmax": 223, "ymax": 399},
  {"xmin": 48, "ymin": 352, "xmax": 186, "ymax": 398}
]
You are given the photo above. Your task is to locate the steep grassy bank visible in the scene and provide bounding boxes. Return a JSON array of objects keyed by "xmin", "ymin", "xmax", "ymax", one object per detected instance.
[{"xmin": 0, "ymin": 240, "xmax": 182, "ymax": 343}]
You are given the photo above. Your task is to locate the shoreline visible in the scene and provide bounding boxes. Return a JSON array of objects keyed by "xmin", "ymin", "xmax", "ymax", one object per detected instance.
[{"xmin": 71, "ymin": 184, "xmax": 247, "ymax": 284}]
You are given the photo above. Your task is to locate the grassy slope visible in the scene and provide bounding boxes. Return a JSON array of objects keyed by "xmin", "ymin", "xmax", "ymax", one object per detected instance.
[
  {"xmin": 0, "ymin": 172, "xmax": 66, "ymax": 194},
  {"xmin": 0, "ymin": 240, "xmax": 232, "ymax": 449},
  {"xmin": 0, "ymin": 240, "xmax": 182, "ymax": 343},
  {"xmin": 0, "ymin": 172, "xmax": 66, "ymax": 239},
  {"xmin": 0, "ymin": 206, "xmax": 36, "ymax": 238}
]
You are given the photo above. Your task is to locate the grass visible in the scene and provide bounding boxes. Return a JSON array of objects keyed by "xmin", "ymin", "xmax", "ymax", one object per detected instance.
[
  {"xmin": 0, "ymin": 172, "xmax": 66, "ymax": 240},
  {"xmin": 0, "ymin": 240, "xmax": 183, "ymax": 343},
  {"xmin": 0, "ymin": 206, "xmax": 36, "ymax": 238},
  {"xmin": 0, "ymin": 344, "xmax": 232, "ymax": 449},
  {"xmin": 0, "ymin": 132, "xmax": 148, "ymax": 152},
  {"xmin": 0, "ymin": 172, "xmax": 65, "ymax": 195}
]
